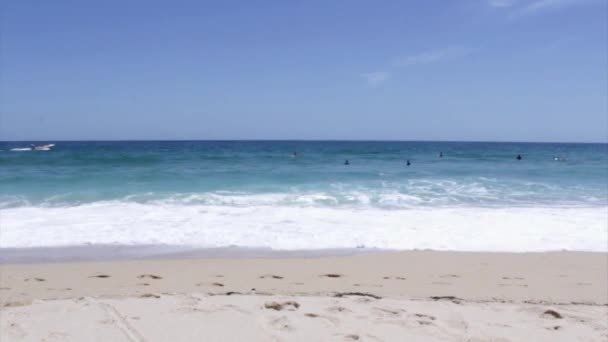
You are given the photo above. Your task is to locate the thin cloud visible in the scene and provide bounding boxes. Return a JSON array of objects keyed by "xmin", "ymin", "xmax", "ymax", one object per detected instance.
[
  {"xmin": 488, "ymin": 0, "xmax": 603, "ymax": 16},
  {"xmin": 534, "ymin": 36, "xmax": 574, "ymax": 54},
  {"xmin": 519, "ymin": 0, "xmax": 575, "ymax": 14},
  {"xmin": 487, "ymin": 0, "xmax": 517, "ymax": 7},
  {"xmin": 360, "ymin": 72, "xmax": 391, "ymax": 87},
  {"xmin": 361, "ymin": 45, "xmax": 473, "ymax": 86},
  {"xmin": 392, "ymin": 46, "xmax": 473, "ymax": 67}
]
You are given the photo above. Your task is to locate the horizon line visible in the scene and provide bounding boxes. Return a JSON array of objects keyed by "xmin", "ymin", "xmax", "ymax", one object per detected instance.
[{"xmin": 1, "ymin": 139, "xmax": 607, "ymax": 144}]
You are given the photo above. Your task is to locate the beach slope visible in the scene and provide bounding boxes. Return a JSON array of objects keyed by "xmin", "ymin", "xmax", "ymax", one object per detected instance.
[{"xmin": 1, "ymin": 251, "xmax": 606, "ymax": 341}]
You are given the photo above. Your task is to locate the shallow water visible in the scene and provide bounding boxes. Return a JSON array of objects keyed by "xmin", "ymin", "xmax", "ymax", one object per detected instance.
[{"xmin": 1, "ymin": 141, "xmax": 606, "ymax": 251}]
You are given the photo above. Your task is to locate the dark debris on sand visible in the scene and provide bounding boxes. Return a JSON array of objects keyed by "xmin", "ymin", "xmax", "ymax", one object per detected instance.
[
  {"xmin": 542, "ymin": 309, "xmax": 563, "ymax": 319},
  {"xmin": 264, "ymin": 301, "xmax": 300, "ymax": 311},
  {"xmin": 334, "ymin": 292, "xmax": 382, "ymax": 300}
]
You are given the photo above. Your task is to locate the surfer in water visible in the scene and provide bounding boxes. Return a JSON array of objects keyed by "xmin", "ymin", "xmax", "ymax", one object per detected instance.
[
  {"xmin": 439, "ymin": 152, "xmax": 443, "ymax": 158},
  {"xmin": 344, "ymin": 159, "xmax": 350, "ymax": 165},
  {"xmin": 406, "ymin": 159, "xmax": 411, "ymax": 166},
  {"xmin": 516, "ymin": 154, "xmax": 522, "ymax": 160}
]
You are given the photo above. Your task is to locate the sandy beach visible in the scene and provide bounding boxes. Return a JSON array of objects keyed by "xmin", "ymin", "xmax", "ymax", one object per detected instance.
[
  {"xmin": 1, "ymin": 250, "xmax": 606, "ymax": 341},
  {"xmin": 3, "ymin": 0, "xmax": 607, "ymax": 339}
]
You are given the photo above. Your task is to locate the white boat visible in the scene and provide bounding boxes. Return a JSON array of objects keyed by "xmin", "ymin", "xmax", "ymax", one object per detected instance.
[
  {"xmin": 11, "ymin": 143, "xmax": 55, "ymax": 152},
  {"xmin": 33, "ymin": 144, "xmax": 55, "ymax": 151}
]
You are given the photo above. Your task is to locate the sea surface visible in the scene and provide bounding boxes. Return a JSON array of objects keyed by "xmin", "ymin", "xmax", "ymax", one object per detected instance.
[{"xmin": 1, "ymin": 141, "xmax": 606, "ymax": 252}]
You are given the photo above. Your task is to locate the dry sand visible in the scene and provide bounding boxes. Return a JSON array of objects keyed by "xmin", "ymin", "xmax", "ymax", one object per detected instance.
[{"xmin": 1, "ymin": 251, "xmax": 607, "ymax": 341}]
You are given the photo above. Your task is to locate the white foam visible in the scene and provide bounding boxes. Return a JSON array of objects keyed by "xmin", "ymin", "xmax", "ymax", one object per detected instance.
[{"xmin": 1, "ymin": 202, "xmax": 606, "ymax": 251}]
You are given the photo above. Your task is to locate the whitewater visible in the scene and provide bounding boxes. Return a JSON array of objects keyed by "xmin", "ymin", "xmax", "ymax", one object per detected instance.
[{"xmin": 1, "ymin": 141, "xmax": 606, "ymax": 252}]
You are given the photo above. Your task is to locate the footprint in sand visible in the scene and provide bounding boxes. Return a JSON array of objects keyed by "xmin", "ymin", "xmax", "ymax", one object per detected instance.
[
  {"xmin": 24, "ymin": 278, "xmax": 46, "ymax": 282},
  {"xmin": 140, "ymin": 293, "xmax": 161, "ymax": 299},
  {"xmin": 332, "ymin": 333, "xmax": 373, "ymax": 341},
  {"xmin": 353, "ymin": 283, "xmax": 382, "ymax": 288},
  {"xmin": 429, "ymin": 296, "xmax": 462, "ymax": 304},
  {"xmin": 264, "ymin": 301, "xmax": 300, "ymax": 311},
  {"xmin": 304, "ymin": 313, "xmax": 340, "ymax": 325},
  {"xmin": 3, "ymin": 301, "xmax": 32, "ymax": 308},
  {"xmin": 334, "ymin": 292, "xmax": 382, "ymax": 300},
  {"xmin": 542, "ymin": 309, "xmax": 563, "ymax": 319},
  {"xmin": 321, "ymin": 274, "xmax": 343, "ymax": 278},
  {"xmin": 223, "ymin": 291, "xmax": 243, "ymax": 296},
  {"xmin": 259, "ymin": 274, "xmax": 284, "ymax": 279},
  {"xmin": 267, "ymin": 316, "xmax": 294, "ymax": 332},
  {"xmin": 373, "ymin": 307, "xmax": 404, "ymax": 317},
  {"xmin": 326, "ymin": 306, "xmax": 352, "ymax": 314},
  {"xmin": 414, "ymin": 313, "xmax": 436, "ymax": 321},
  {"xmin": 137, "ymin": 274, "xmax": 162, "ymax": 280}
]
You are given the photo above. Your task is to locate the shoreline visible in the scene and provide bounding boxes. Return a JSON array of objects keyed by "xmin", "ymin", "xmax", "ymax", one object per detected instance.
[
  {"xmin": 0, "ymin": 245, "xmax": 387, "ymax": 264},
  {"xmin": 2, "ymin": 244, "xmax": 607, "ymax": 264}
]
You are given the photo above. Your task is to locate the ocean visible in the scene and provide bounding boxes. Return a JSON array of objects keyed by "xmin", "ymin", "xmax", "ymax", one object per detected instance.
[{"xmin": 1, "ymin": 141, "xmax": 606, "ymax": 252}]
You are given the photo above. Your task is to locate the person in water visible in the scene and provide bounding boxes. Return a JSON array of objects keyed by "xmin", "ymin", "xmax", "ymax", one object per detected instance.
[
  {"xmin": 439, "ymin": 152, "xmax": 443, "ymax": 158},
  {"xmin": 344, "ymin": 159, "xmax": 350, "ymax": 165},
  {"xmin": 516, "ymin": 154, "xmax": 522, "ymax": 160},
  {"xmin": 406, "ymin": 159, "xmax": 411, "ymax": 166}
]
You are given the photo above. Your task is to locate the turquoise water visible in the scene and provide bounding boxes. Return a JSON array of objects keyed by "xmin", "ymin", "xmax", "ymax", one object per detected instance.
[
  {"xmin": 2, "ymin": 141, "xmax": 606, "ymax": 207},
  {"xmin": 1, "ymin": 141, "xmax": 606, "ymax": 251}
]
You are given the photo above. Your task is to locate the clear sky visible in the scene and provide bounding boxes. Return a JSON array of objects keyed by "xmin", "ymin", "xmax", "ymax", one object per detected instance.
[{"xmin": 1, "ymin": 0, "xmax": 606, "ymax": 142}]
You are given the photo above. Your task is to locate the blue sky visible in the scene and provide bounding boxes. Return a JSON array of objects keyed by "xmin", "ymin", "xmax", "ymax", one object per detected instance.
[{"xmin": 1, "ymin": 0, "xmax": 606, "ymax": 142}]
